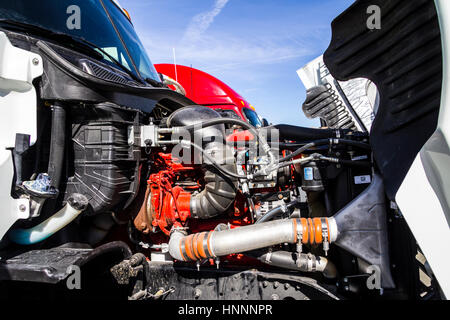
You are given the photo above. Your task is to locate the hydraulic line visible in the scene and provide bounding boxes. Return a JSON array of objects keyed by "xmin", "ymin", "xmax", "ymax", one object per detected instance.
[
  {"xmin": 188, "ymin": 141, "xmax": 249, "ymax": 180},
  {"xmin": 256, "ymin": 199, "xmax": 300, "ymax": 224},
  {"xmin": 278, "ymin": 138, "xmax": 370, "ymax": 164},
  {"xmin": 280, "ymin": 139, "xmax": 370, "ymax": 151},
  {"xmin": 274, "ymin": 154, "xmax": 371, "ymax": 171},
  {"xmin": 166, "ymin": 117, "xmax": 276, "ymax": 168}
]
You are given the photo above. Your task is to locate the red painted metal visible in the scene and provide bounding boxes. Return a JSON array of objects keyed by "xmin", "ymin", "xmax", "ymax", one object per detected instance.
[
  {"xmin": 155, "ymin": 64, "xmax": 255, "ymax": 122},
  {"xmin": 147, "ymin": 153, "xmax": 196, "ymax": 235},
  {"xmin": 140, "ymin": 152, "xmax": 263, "ymax": 266},
  {"xmin": 144, "ymin": 152, "xmax": 253, "ymax": 231},
  {"xmin": 226, "ymin": 130, "xmax": 255, "ymax": 143}
]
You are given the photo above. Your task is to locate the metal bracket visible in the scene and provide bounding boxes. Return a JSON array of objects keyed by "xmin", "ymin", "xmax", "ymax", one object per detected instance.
[{"xmin": 129, "ymin": 125, "xmax": 159, "ymax": 147}]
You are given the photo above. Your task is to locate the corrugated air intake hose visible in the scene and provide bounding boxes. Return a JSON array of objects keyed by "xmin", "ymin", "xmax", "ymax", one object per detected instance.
[{"xmin": 167, "ymin": 106, "xmax": 238, "ymax": 219}]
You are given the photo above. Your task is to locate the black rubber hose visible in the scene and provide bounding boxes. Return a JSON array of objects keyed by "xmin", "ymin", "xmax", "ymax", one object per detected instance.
[
  {"xmin": 281, "ymin": 139, "xmax": 370, "ymax": 151},
  {"xmin": 47, "ymin": 103, "xmax": 66, "ymax": 189},
  {"xmin": 176, "ymin": 117, "xmax": 275, "ymax": 165},
  {"xmin": 190, "ymin": 142, "xmax": 238, "ymax": 219},
  {"xmin": 274, "ymin": 124, "xmax": 345, "ymax": 142},
  {"xmin": 168, "ymin": 107, "xmax": 239, "ymax": 219},
  {"xmin": 278, "ymin": 138, "xmax": 370, "ymax": 164},
  {"xmin": 181, "ymin": 118, "xmax": 260, "ymax": 142},
  {"xmin": 256, "ymin": 199, "xmax": 299, "ymax": 224},
  {"xmin": 189, "ymin": 142, "xmax": 248, "ymax": 180},
  {"xmin": 278, "ymin": 140, "xmax": 328, "ymax": 163},
  {"xmin": 338, "ymin": 139, "xmax": 371, "ymax": 150}
]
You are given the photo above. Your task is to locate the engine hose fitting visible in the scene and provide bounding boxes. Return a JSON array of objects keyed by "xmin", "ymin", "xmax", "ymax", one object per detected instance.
[
  {"xmin": 299, "ymin": 218, "xmax": 331, "ymax": 245},
  {"xmin": 178, "ymin": 231, "xmax": 213, "ymax": 261}
]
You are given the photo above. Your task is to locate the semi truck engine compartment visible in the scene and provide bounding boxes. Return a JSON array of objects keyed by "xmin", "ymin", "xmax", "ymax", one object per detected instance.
[{"xmin": 0, "ymin": 0, "xmax": 446, "ymax": 301}]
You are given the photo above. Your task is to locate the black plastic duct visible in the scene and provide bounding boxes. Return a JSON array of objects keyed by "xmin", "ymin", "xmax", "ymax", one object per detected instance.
[
  {"xmin": 333, "ymin": 174, "xmax": 394, "ymax": 288},
  {"xmin": 47, "ymin": 103, "xmax": 66, "ymax": 190},
  {"xmin": 274, "ymin": 124, "xmax": 348, "ymax": 142}
]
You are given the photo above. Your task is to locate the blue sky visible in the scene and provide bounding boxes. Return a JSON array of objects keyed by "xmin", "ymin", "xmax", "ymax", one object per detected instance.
[{"xmin": 121, "ymin": 0, "xmax": 354, "ymax": 126}]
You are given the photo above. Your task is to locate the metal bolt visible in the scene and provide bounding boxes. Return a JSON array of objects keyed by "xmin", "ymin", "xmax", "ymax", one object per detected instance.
[
  {"xmin": 32, "ymin": 58, "xmax": 39, "ymax": 66},
  {"xmin": 215, "ymin": 258, "xmax": 220, "ymax": 269},
  {"xmin": 284, "ymin": 283, "xmax": 290, "ymax": 290},
  {"xmin": 271, "ymin": 294, "xmax": 280, "ymax": 300},
  {"xmin": 19, "ymin": 204, "xmax": 27, "ymax": 212},
  {"xmin": 273, "ymin": 281, "xmax": 279, "ymax": 289},
  {"xmin": 262, "ymin": 281, "xmax": 269, "ymax": 288},
  {"xmin": 194, "ymin": 288, "xmax": 202, "ymax": 299}
]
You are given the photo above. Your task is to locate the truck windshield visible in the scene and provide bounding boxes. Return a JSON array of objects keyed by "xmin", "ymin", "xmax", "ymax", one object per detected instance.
[
  {"xmin": 242, "ymin": 108, "xmax": 263, "ymax": 128},
  {"xmin": 0, "ymin": 0, "xmax": 161, "ymax": 83}
]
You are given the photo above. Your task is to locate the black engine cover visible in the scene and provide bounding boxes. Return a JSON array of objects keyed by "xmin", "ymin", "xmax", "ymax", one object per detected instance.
[{"xmin": 64, "ymin": 102, "xmax": 142, "ymax": 215}]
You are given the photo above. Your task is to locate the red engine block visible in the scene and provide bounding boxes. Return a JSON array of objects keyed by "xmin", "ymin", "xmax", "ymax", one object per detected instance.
[{"xmin": 134, "ymin": 152, "xmax": 252, "ymax": 237}]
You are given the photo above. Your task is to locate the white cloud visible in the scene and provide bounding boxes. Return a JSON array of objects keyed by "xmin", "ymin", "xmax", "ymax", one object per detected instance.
[
  {"xmin": 143, "ymin": 31, "xmax": 313, "ymax": 76},
  {"xmin": 182, "ymin": 0, "xmax": 230, "ymax": 42},
  {"xmin": 138, "ymin": 0, "xmax": 318, "ymax": 76}
]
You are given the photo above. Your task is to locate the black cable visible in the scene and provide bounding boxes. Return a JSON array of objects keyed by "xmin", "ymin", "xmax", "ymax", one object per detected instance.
[
  {"xmin": 278, "ymin": 138, "xmax": 370, "ymax": 164},
  {"xmin": 336, "ymin": 139, "xmax": 371, "ymax": 150},
  {"xmin": 188, "ymin": 142, "xmax": 249, "ymax": 180},
  {"xmin": 278, "ymin": 140, "xmax": 326, "ymax": 163},
  {"xmin": 178, "ymin": 118, "xmax": 275, "ymax": 163},
  {"xmin": 281, "ymin": 139, "xmax": 370, "ymax": 151},
  {"xmin": 274, "ymin": 155, "xmax": 371, "ymax": 172},
  {"xmin": 256, "ymin": 199, "xmax": 299, "ymax": 224}
]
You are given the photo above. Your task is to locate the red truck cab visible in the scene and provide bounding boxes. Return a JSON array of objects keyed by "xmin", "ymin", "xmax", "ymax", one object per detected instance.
[{"xmin": 154, "ymin": 64, "xmax": 266, "ymax": 127}]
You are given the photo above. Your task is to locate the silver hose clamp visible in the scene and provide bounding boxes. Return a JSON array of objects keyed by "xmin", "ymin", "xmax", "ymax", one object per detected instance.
[
  {"xmin": 321, "ymin": 218, "xmax": 330, "ymax": 256},
  {"xmin": 297, "ymin": 227, "xmax": 303, "ymax": 254}
]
